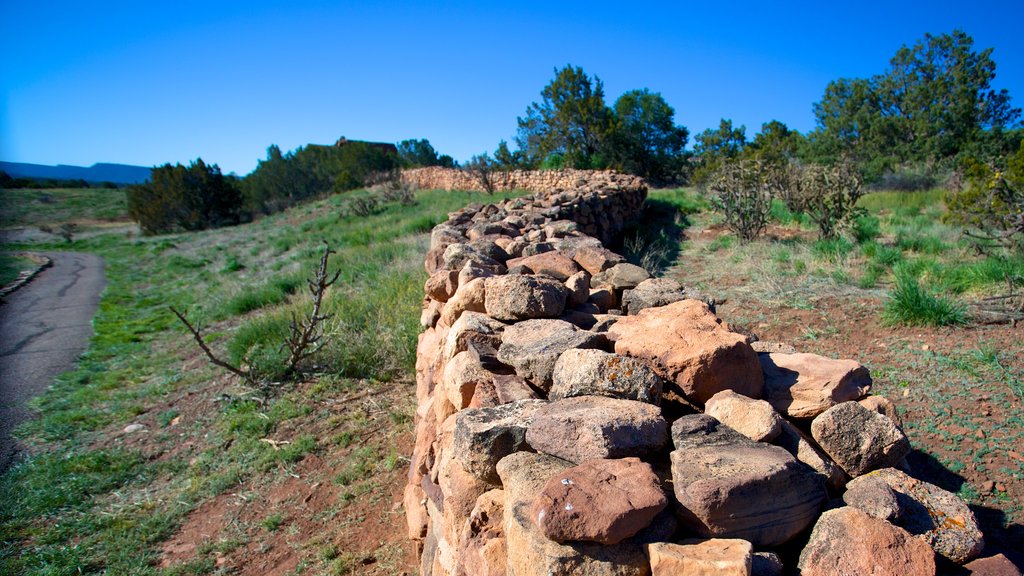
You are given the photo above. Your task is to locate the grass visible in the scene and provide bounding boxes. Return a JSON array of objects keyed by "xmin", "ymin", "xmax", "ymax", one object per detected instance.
[
  {"xmin": 882, "ymin": 273, "xmax": 968, "ymax": 327},
  {"xmin": 0, "ymin": 187, "xmax": 129, "ymax": 227},
  {"xmin": 0, "ymin": 253, "xmax": 36, "ymax": 285},
  {"xmin": 0, "ymin": 186, "xmax": 511, "ymax": 575}
]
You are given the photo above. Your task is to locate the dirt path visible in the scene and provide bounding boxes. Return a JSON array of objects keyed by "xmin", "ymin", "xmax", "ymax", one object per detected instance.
[{"xmin": 0, "ymin": 252, "xmax": 105, "ymax": 471}]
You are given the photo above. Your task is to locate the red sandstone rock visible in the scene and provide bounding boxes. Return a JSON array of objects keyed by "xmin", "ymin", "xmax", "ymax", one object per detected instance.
[
  {"xmin": 425, "ymin": 269, "xmax": 460, "ymax": 302},
  {"xmin": 572, "ymin": 246, "xmax": 625, "ymax": 276},
  {"xmin": 506, "ymin": 251, "xmax": 582, "ymax": 281},
  {"xmin": 797, "ymin": 507, "xmax": 937, "ymax": 576},
  {"xmin": 608, "ymin": 299, "xmax": 763, "ymax": 404},
  {"xmin": 759, "ymin": 352, "xmax": 872, "ymax": 419},
  {"xmin": 704, "ymin": 389, "xmax": 783, "ymax": 442},
  {"xmin": 531, "ymin": 457, "xmax": 667, "ymax": 545},
  {"xmin": 646, "ymin": 539, "xmax": 753, "ymax": 576},
  {"xmin": 964, "ymin": 554, "xmax": 1022, "ymax": 576}
]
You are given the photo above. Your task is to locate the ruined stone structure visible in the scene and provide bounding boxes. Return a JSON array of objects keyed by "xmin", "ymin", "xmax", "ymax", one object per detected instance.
[{"xmin": 405, "ymin": 170, "xmax": 986, "ymax": 575}]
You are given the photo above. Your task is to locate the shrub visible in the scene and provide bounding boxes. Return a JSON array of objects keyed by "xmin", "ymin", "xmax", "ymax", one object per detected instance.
[
  {"xmin": 794, "ymin": 160, "xmax": 865, "ymax": 239},
  {"xmin": 708, "ymin": 160, "xmax": 779, "ymax": 242},
  {"xmin": 945, "ymin": 142, "xmax": 1024, "ymax": 252},
  {"xmin": 127, "ymin": 159, "xmax": 241, "ymax": 235},
  {"xmin": 882, "ymin": 273, "xmax": 967, "ymax": 326}
]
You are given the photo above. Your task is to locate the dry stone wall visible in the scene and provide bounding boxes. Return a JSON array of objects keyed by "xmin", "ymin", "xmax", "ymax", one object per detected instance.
[{"xmin": 405, "ymin": 170, "xmax": 986, "ymax": 575}]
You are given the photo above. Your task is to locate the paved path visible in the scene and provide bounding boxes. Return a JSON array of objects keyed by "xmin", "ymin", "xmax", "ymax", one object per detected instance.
[{"xmin": 0, "ymin": 252, "xmax": 105, "ymax": 472}]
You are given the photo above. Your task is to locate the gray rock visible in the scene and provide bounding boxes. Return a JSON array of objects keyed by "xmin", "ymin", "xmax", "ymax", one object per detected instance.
[
  {"xmin": 591, "ymin": 263, "xmax": 651, "ymax": 291},
  {"xmin": 452, "ymin": 399, "xmax": 547, "ymax": 484},
  {"xmin": 620, "ymin": 278, "xmax": 716, "ymax": 315},
  {"xmin": 484, "ymin": 275, "xmax": 570, "ymax": 321},
  {"xmin": 670, "ymin": 415, "xmax": 827, "ymax": 547},
  {"xmin": 842, "ymin": 473, "xmax": 902, "ymax": 522},
  {"xmin": 810, "ymin": 401, "xmax": 911, "ymax": 477},
  {"xmin": 551, "ymin": 349, "xmax": 664, "ymax": 405},
  {"xmin": 497, "ymin": 319, "xmax": 606, "ymax": 391},
  {"xmin": 527, "ymin": 396, "xmax": 668, "ymax": 463}
]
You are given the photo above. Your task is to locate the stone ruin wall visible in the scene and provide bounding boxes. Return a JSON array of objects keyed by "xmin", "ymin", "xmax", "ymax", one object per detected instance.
[
  {"xmin": 403, "ymin": 167, "xmax": 635, "ymax": 199},
  {"xmin": 404, "ymin": 169, "xmax": 989, "ymax": 575}
]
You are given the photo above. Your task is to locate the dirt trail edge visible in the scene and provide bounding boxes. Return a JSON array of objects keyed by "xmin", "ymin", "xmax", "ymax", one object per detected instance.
[{"xmin": 0, "ymin": 252, "xmax": 106, "ymax": 472}]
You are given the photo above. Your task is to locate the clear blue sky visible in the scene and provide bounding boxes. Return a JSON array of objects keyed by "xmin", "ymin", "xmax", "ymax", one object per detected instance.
[{"xmin": 2, "ymin": 0, "xmax": 1023, "ymax": 175}]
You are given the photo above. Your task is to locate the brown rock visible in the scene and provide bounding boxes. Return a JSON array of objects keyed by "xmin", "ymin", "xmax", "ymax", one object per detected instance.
[
  {"xmin": 573, "ymin": 246, "xmax": 625, "ymax": 276},
  {"xmin": 759, "ymin": 352, "xmax": 872, "ymax": 419},
  {"xmin": 646, "ymin": 539, "xmax": 753, "ymax": 576},
  {"xmin": 484, "ymin": 274, "xmax": 569, "ymax": 321},
  {"xmin": 528, "ymin": 396, "xmax": 669, "ymax": 463},
  {"xmin": 531, "ymin": 458, "xmax": 668, "ymax": 545},
  {"xmin": 551, "ymin": 349, "xmax": 664, "ymax": 405},
  {"xmin": 592, "ymin": 262, "xmax": 651, "ymax": 291},
  {"xmin": 589, "ymin": 288, "xmax": 616, "ymax": 311},
  {"xmin": 857, "ymin": 467, "xmax": 984, "ymax": 564},
  {"xmin": 964, "ymin": 554, "xmax": 1022, "ymax": 576},
  {"xmin": 442, "ymin": 351, "xmax": 493, "ymax": 411},
  {"xmin": 670, "ymin": 415, "xmax": 827, "ymax": 547},
  {"xmin": 457, "ymin": 489, "xmax": 507, "ymax": 576},
  {"xmin": 441, "ymin": 311, "xmax": 505, "ymax": 364},
  {"xmin": 859, "ymin": 394, "xmax": 904, "ymax": 428},
  {"xmin": 811, "ymin": 401, "xmax": 911, "ymax": 477},
  {"xmin": 704, "ymin": 390, "xmax": 783, "ymax": 442},
  {"xmin": 797, "ymin": 507, "xmax": 936, "ymax": 576},
  {"xmin": 441, "ymin": 277, "xmax": 487, "ymax": 326},
  {"xmin": 404, "ymin": 483, "xmax": 428, "ymax": 540},
  {"xmin": 425, "ymin": 269, "xmax": 460, "ymax": 302},
  {"xmin": 566, "ymin": 270, "xmax": 591, "ymax": 307},
  {"xmin": 621, "ymin": 278, "xmax": 715, "ymax": 315},
  {"xmin": 497, "ymin": 452, "xmax": 651, "ymax": 576},
  {"xmin": 497, "ymin": 319, "xmax": 606, "ymax": 391},
  {"xmin": 507, "ymin": 251, "xmax": 582, "ymax": 281},
  {"xmin": 608, "ymin": 300, "xmax": 763, "ymax": 404},
  {"xmin": 469, "ymin": 373, "xmax": 539, "ymax": 408}
]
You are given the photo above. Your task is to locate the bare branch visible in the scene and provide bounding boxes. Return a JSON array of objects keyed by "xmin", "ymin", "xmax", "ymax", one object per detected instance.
[
  {"xmin": 282, "ymin": 242, "xmax": 338, "ymax": 376},
  {"xmin": 170, "ymin": 306, "xmax": 251, "ymax": 381}
]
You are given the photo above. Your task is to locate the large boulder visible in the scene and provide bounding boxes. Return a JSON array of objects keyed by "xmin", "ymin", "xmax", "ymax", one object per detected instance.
[
  {"xmin": 452, "ymin": 399, "xmax": 547, "ymax": 484},
  {"xmin": 531, "ymin": 457, "xmax": 668, "ymax": 545},
  {"xmin": 797, "ymin": 507, "xmax": 936, "ymax": 576},
  {"xmin": 484, "ymin": 274, "xmax": 570, "ymax": 321},
  {"xmin": 670, "ymin": 415, "xmax": 827, "ymax": 547},
  {"xmin": 759, "ymin": 352, "xmax": 872, "ymax": 419},
  {"xmin": 849, "ymin": 468, "xmax": 984, "ymax": 564},
  {"xmin": 551, "ymin": 349, "xmax": 664, "ymax": 405},
  {"xmin": 527, "ymin": 396, "xmax": 669, "ymax": 464},
  {"xmin": 810, "ymin": 401, "xmax": 911, "ymax": 477},
  {"xmin": 646, "ymin": 539, "xmax": 753, "ymax": 576},
  {"xmin": 497, "ymin": 319, "xmax": 606, "ymax": 391},
  {"xmin": 608, "ymin": 300, "xmax": 763, "ymax": 404},
  {"xmin": 496, "ymin": 452, "xmax": 651, "ymax": 576},
  {"xmin": 704, "ymin": 390, "xmax": 783, "ymax": 442}
]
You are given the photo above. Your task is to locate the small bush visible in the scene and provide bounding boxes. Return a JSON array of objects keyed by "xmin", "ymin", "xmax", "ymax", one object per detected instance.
[
  {"xmin": 794, "ymin": 160, "xmax": 865, "ymax": 239},
  {"xmin": 883, "ymin": 274, "xmax": 967, "ymax": 326},
  {"xmin": 945, "ymin": 142, "xmax": 1024, "ymax": 253},
  {"xmin": 852, "ymin": 214, "xmax": 881, "ymax": 243},
  {"xmin": 708, "ymin": 160, "xmax": 778, "ymax": 242},
  {"xmin": 812, "ymin": 237, "xmax": 854, "ymax": 263}
]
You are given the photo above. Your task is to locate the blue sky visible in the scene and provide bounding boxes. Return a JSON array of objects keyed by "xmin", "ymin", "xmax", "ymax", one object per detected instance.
[{"xmin": 2, "ymin": 0, "xmax": 1023, "ymax": 175}]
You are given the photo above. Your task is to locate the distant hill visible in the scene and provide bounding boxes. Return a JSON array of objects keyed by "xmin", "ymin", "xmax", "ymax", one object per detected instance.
[{"xmin": 0, "ymin": 161, "xmax": 151, "ymax": 184}]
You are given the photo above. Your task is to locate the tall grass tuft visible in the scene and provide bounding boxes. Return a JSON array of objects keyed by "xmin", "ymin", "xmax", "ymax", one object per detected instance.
[{"xmin": 883, "ymin": 273, "xmax": 967, "ymax": 326}]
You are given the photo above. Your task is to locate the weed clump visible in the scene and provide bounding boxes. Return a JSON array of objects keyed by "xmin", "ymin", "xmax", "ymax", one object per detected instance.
[{"xmin": 883, "ymin": 273, "xmax": 967, "ymax": 326}]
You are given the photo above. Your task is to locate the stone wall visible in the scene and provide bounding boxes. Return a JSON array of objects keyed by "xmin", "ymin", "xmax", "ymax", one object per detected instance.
[
  {"xmin": 405, "ymin": 171, "xmax": 985, "ymax": 575},
  {"xmin": 403, "ymin": 167, "xmax": 638, "ymax": 196}
]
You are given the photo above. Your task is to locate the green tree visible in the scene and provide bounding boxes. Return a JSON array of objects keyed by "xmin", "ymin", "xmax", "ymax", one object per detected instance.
[
  {"xmin": 515, "ymin": 65, "xmax": 611, "ymax": 169},
  {"xmin": 746, "ymin": 120, "xmax": 803, "ymax": 166},
  {"xmin": 807, "ymin": 30, "xmax": 1020, "ymax": 177},
  {"xmin": 397, "ymin": 139, "xmax": 455, "ymax": 168},
  {"xmin": 127, "ymin": 159, "xmax": 241, "ymax": 235},
  {"xmin": 606, "ymin": 89, "xmax": 689, "ymax": 183},
  {"xmin": 493, "ymin": 140, "xmax": 524, "ymax": 170},
  {"xmin": 946, "ymin": 141, "xmax": 1024, "ymax": 252},
  {"xmin": 692, "ymin": 119, "xmax": 747, "ymax": 186}
]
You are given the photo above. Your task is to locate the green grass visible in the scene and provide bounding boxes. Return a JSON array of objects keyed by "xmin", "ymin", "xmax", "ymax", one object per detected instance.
[
  {"xmin": 882, "ymin": 273, "xmax": 968, "ymax": 326},
  {"xmin": 0, "ymin": 187, "xmax": 129, "ymax": 227},
  {"xmin": 0, "ymin": 253, "xmax": 36, "ymax": 285},
  {"xmin": 0, "ymin": 186, "xmax": 508, "ymax": 575}
]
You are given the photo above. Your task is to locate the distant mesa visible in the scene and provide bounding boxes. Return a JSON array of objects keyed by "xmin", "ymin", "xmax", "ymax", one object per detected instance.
[{"xmin": 0, "ymin": 161, "xmax": 152, "ymax": 184}]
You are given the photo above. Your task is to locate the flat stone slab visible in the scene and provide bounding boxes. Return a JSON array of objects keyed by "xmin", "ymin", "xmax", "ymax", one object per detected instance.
[{"xmin": 527, "ymin": 396, "xmax": 668, "ymax": 463}]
